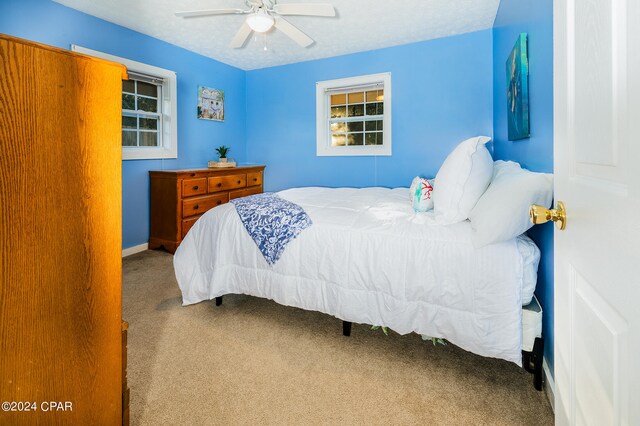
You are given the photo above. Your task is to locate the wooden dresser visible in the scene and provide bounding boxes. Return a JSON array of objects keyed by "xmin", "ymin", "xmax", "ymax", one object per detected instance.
[
  {"xmin": 149, "ymin": 166, "xmax": 266, "ymax": 253},
  {"xmin": 1, "ymin": 34, "xmax": 127, "ymax": 424}
]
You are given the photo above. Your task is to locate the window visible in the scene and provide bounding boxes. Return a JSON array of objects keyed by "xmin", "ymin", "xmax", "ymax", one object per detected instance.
[
  {"xmin": 71, "ymin": 45, "xmax": 177, "ymax": 160},
  {"xmin": 122, "ymin": 73, "xmax": 163, "ymax": 149},
  {"xmin": 316, "ymin": 73, "xmax": 391, "ymax": 156}
]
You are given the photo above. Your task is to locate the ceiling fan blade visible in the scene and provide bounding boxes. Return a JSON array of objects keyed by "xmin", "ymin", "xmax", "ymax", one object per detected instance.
[
  {"xmin": 273, "ymin": 3, "xmax": 335, "ymax": 17},
  {"xmin": 175, "ymin": 8, "xmax": 245, "ymax": 18},
  {"xmin": 274, "ymin": 17, "xmax": 313, "ymax": 47},
  {"xmin": 229, "ymin": 22, "xmax": 253, "ymax": 48}
]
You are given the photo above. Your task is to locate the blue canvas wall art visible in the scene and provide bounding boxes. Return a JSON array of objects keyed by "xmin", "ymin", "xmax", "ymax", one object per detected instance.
[{"xmin": 506, "ymin": 33, "xmax": 530, "ymax": 140}]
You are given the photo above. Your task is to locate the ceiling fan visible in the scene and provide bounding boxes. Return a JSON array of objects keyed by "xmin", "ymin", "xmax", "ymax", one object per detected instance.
[{"xmin": 175, "ymin": 0, "xmax": 336, "ymax": 49}]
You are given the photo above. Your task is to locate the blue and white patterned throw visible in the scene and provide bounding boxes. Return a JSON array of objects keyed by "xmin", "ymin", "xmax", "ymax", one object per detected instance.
[{"xmin": 230, "ymin": 193, "xmax": 312, "ymax": 265}]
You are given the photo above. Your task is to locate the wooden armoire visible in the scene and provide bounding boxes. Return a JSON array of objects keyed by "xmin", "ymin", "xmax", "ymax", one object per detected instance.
[{"xmin": 0, "ymin": 34, "xmax": 128, "ymax": 424}]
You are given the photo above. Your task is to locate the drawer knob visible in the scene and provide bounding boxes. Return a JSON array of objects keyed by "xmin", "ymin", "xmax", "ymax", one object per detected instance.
[
  {"xmin": 193, "ymin": 204, "xmax": 199, "ymax": 210},
  {"xmin": 253, "ymin": 178, "xmax": 257, "ymax": 182},
  {"xmin": 217, "ymin": 200, "xmax": 221, "ymax": 205},
  {"xmin": 193, "ymin": 185, "xmax": 199, "ymax": 190},
  {"xmin": 217, "ymin": 183, "xmax": 222, "ymax": 188},
  {"xmin": 237, "ymin": 180, "xmax": 241, "ymax": 184},
  {"xmin": 190, "ymin": 173, "xmax": 196, "ymax": 177}
]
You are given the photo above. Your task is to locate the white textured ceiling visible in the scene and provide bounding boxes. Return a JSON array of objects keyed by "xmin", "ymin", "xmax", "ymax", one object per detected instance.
[{"xmin": 53, "ymin": 0, "xmax": 500, "ymax": 70}]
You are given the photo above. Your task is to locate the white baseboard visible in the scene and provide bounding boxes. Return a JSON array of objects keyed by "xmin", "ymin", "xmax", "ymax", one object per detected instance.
[
  {"xmin": 543, "ymin": 358, "xmax": 555, "ymax": 412},
  {"xmin": 122, "ymin": 243, "xmax": 148, "ymax": 258}
]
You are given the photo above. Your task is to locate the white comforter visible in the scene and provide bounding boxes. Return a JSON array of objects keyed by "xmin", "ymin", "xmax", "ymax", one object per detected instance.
[{"xmin": 174, "ymin": 187, "xmax": 540, "ymax": 365}]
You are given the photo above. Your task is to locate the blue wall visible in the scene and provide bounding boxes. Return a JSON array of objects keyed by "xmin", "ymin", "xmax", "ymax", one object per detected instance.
[
  {"xmin": 0, "ymin": 0, "xmax": 247, "ymax": 249},
  {"xmin": 246, "ymin": 30, "xmax": 494, "ymax": 190},
  {"xmin": 493, "ymin": 0, "xmax": 554, "ymax": 374}
]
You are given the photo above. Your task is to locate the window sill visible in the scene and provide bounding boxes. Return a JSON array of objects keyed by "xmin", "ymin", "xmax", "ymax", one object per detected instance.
[
  {"xmin": 317, "ymin": 144, "xmax": 392, "ymax": 157},
  {"xmin": 123, "ymin": 147, "xmax": 177, "ymax": 160}
]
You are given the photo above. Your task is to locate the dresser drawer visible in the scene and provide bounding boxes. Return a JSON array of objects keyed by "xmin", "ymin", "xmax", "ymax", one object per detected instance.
[
  {"xmin": 246, "ymin": 172, "xmax": 263, "ymax": 187},
  {"xmin": 182, "ymin": 178, "xmax": 207, "ymax": 197},
  {"xmin": 182, "ymin": 194, "xmax": 227, "ymax": 218},
  {"xmin": 208, "ymin": 174, "xmax": 246, "ymax": 193},
  {"xmin": 181, "ymin": 216, "xmax": 199, "ymax": 238},
  {"xmin": 229, "ymin": 186, "xmax": 262, "ymax": 200}
]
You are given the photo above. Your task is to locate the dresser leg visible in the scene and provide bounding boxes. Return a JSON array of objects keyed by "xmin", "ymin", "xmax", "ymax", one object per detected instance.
[
  {"xmin": 148, "ymin": 238, "xmax": 177, "ymax": 254},
  {"xmin": 215, "ymin": 296, "xmax": 223, "ymax": 306}
]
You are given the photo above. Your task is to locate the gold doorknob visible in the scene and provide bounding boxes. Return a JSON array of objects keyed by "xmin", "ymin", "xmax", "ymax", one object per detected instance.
[{"xmin": 529, "ymin": 201, "xmax": 567, "ymax": 230}]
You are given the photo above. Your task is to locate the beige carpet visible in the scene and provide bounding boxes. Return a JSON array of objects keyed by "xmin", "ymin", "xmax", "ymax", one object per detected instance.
[{"xmin": 123, "ymin": 250, "xmax": 554, "ymax": 425}]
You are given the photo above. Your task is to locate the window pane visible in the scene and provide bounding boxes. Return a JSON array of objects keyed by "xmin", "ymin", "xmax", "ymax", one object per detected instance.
[
  {"xmin": 122, "ymin": 80, "xmax": 135, "ymax": 93},
  {"xmin": 137, "ymin": 97, "xmax": 157, "ymax": 113},
  {"xmin": 348, "ymin": 92, "xmax": 364, "ymax": 103},
  {"xmin": 139, "ymin": 131, "xmax": 159, "ymax": 147},
  {"xmin": 331, "ymin": 94, "xmax": 346, "ymax": 105},
  {"xmin": 331, "ymin": 134, "xmax": 346, "ymax": 147},
  {"xmin": 122, "ymin": 115, "xmax": 137, "ymax": 129},
  {"xmin": 365, "ymin": 132, "xmax": 377, "ymax": 145},
  {"xmin": 375, "ymin": 131, "xmax": 384, "ymax": 145},
  {"xmin": 365, "ymin": 120, "xmax": 383, "ymax": 131},
  {"xmin": 122, "ymin": 94, "xmax": 135, "ymax": 110},
  {"xmin": 366, "ymin": 90, "xmax": 383, "ymax": 102},
  {"xmin": 122, "ymin": 130, "xmax": 137, "ymax": 147},
  {"xmin": 365, "ymin": 102, "xmax": 384, "ymax": 116},
  {"xmin": 347, "ymin": 133, "xmax": 363, "ymax": 146},
  {"xmin": 348, "ymin": 104, "xmax": 364, "ymax": 117},
  {"xmin": 347, "ymin": 121, "xmax": 363, "ymax": 132},
  {"xmin": 137, "ymin": 81, "xmax": 158, "ymax": 97},
  {"xmin": 139, "ymin": 117, "xmax": 158, "ymax": 130},
  {"xmin": 331, "ymin": 106, "xmax": 346, "ymax": 118},
  {"xmin": 330, "ymin": 122, "xmax": 346, "ymax": 132},
  {"xmin": 365, "ymin": 132, "xmax": 384, "ymax": 145}
]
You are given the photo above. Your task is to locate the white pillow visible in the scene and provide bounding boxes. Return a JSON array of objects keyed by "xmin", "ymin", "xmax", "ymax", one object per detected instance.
[
  {"xmin": 469, "ymin": 161, "xmax": 553, "ymax": 247},
  {"xmin": 433, "ymin": 136, "xmax": 493, "ymax": 224}
]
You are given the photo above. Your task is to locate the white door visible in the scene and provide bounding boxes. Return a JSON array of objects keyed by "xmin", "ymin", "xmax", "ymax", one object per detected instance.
[{"xmin": 554, "ymin": 0, "xmax": 640, "ymax": 424}]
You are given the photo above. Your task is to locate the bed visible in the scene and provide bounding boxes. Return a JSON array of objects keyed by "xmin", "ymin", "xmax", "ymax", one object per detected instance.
[{"xmin": 174, "ymin": 186, "xmax": 541, "ymax": 369}]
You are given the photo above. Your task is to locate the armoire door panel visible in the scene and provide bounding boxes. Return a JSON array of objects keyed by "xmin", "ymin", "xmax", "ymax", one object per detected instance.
[{"xmin": 0, "ymin": 34, "xmax": 125, "ymax": 425}]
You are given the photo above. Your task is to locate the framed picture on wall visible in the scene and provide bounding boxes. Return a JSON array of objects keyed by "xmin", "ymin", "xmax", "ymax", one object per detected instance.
[
  {"xmin": 197, "ymin": 86, "xmax": 224, "ymax": 121},
  {"xmin": 506, "ymin": 33, "xmax": 530, "ymax": 140}
]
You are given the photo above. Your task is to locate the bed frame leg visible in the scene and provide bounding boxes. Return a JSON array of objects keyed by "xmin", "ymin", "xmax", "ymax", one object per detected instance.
[
  {"xmin": 215, "ymin": 296, "xmax": 223, "ymax": 306},
  {"xmin": 522, "ymin": 337, "xmax": 545, "ymax": 391},
  {"xmin": 342, "ymin": 321, "xmax": 352, "ymax": 337},
  {"xmin": 532, "ymin": 337, "xmax": 544, "ymax": 391}
]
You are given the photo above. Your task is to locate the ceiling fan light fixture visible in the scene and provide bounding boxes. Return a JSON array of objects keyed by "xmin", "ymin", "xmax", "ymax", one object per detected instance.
[{"xmin": 246, "ymin": 11, "xmax": 274, "ymax": 33}]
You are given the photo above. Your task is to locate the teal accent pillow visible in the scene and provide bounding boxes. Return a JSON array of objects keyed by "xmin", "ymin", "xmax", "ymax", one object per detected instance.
[{"xmin": 409, "ymin": 176, "xmax": 434, "ymax": 212}]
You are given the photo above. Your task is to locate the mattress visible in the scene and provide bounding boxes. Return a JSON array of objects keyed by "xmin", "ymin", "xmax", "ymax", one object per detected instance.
[{"xmin": 174, "ymin": 187, "xmax": 541, "ymax": 365}]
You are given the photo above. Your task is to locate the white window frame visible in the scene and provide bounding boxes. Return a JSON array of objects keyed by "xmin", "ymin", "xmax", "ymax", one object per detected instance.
[
  {"xmin": 316, "ymin": 73, "xmax": 392, "ymax": 157},
  {"xmin": 71, "ymin": 45, "xmax": 178, "ymax": 160}
]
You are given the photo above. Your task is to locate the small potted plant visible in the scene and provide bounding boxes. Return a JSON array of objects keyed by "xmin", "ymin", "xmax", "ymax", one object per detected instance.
[{"xmin": 215, "ymin": 145, "xmax": 230, "ymax": 163}]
